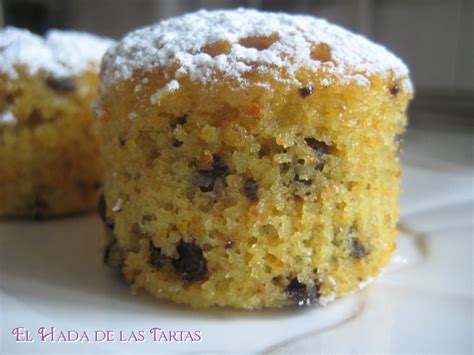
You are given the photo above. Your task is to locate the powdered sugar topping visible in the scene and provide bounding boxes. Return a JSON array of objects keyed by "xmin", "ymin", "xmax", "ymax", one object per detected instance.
[
  {"xmin": 0, "ymin": 27, "xmax": 114, "ymax": 79},
  {"xmin": 101, "ymin": 8, "xmax": 412, "ymax": 91},
  {"xmin": 0, "ymin": 110, "xmax": 15, "ymax": 124}
]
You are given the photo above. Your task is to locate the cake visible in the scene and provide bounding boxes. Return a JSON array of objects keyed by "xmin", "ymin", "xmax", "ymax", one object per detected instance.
[
  {"xmin": 98, "ymin": 9, "xmax": 413, "ymax": 309},
  {"xmin": 0, "ymin": 27, "xmax": 114, "ymax": 218}
]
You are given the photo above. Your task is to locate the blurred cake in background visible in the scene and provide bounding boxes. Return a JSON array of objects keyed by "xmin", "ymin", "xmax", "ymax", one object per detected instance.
[{"xmin": 0, "ymin": 27, "xmax": 114, "ymax": 218}]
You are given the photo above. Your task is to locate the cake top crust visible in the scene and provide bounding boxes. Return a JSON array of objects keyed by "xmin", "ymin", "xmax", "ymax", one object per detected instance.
[
  {"xmin": 0, "ymin": 27, "xmax": 115, "ymax": 79},
  {"xmin": 101, "ymin": 8, "xmax": 412, "ymax": 92}
]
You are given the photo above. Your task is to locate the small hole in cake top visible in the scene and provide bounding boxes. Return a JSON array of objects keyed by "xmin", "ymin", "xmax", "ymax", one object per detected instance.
[
  {"xmin": 201, "ymin": 40, "xmax": 232, "ymax": 57},
  {"xmin": 310, "ymin": 42, "xmax": 332, "ymax": 62},
  {"xmin": 238, "ymin": 33, "xmax": 280, "ymax": 51}
]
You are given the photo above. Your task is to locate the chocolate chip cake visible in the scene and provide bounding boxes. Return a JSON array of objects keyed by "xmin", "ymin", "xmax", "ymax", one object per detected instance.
[
  {"xmin": 0, "ymin": 27, "xmax": 114, "ymax": 218},
  {"xmin": 98, "ymin": 9, "xmax": 413, "ymax": 309}
]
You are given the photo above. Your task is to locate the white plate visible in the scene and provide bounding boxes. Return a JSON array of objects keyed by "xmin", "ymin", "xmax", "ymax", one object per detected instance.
[{"xmin": 1, "ymin": 123, "xmax": 472, "ymax": 354}]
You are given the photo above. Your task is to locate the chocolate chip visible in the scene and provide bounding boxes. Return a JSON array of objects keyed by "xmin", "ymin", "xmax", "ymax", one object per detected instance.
[
  {"xmin": 195, "ymin": 156, "xmax": 230, "ymax": 192},
  {"xmin": 46, "ymin": 76, "xmax": 76, "ymax": 92},
  {"xmin": 243, "ymin": 179, "xmax": 259, "ymax": 202},
  {"xmin": 98, "ymin": 193, "xmax": 107, "ymax": 222},
  {"xmin": 28, "ymin": 109, "xmax": 45, "ymax": 127},
  {"xmin": 31, "ymin": 197, "xmax": 49, "ymax": 221},
  {"xmin": 118, "ymin": 134, "xmax": 126, "ymax": 146},
  {"xmin": 294, "ymin": 174, "xmax": 312, "ymax": 185},
  {"xmin": 285, "ymin": 278, "xmax": 319, "ymax": 305},
  {"xmin": 103, "ymin": 241, "xmax": 124, "ymax": 269},
  {"xmin": 389, "ymin": 84, "xmax": 400, "ymax": 96},
  {"xmin": 98, "ymin": 193, "xmax": 114, "ymax": 228},
  {"xmin": 195, "ymin": 169, "xmax": 216, "ymax": 192},
  {"xmin": 212, "ymin": 156, "xmax": 229, "ymax": 177},
  {"xmin": 176, "ymin": 115, "xmax": 187, "ymax": 125},
  {"xmin": 149, "ymin": 242, "xmax": 166, "ymax": 269},
  {"xmin": 172, "ymin": 240, "xmax": 207, "ymax": 282},
  {"xmin": 351, "ymin": 238, "xmax": 368, "ymax": 259},
  {"xmin": 172, "ymin": 139, "xmax": 183, "ymax": 147},
  {"xmin": 32, "ymin": 211, "xmax": 46, "ymax": 220},
  {"xmin": 315, "ymin": 161, "xmax": 325, "ymax": 171},
  {"xmin": 5, "ymin": 94, "xmax": 15, "ymax": 105},
  {"xmin": 258, "ymin": 144, "xmax": 271, "ymax": 158},
  {"xmin": 225, "ymin": 240, "xmax": 234, "ymax": 249},
  {"xmin": 171, "ymin": 115, "xmax": 187, "ymax": 129},
  {"xmin": 142, "ymin": 214, "xmax": 156, "ymax": 222},
  {"xmin": 299, "ymin": 85, "xmax": 313, "ymax": 98},
  {"xmin": 305, "ymin": 137, "xmax": 330, "ymax": 155}
]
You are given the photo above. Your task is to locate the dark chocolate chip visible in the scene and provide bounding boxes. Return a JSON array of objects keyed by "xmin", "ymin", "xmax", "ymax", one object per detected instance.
[
  {"xmin": 5, "ymin": 94, "xmax": 15, "ymax": 105},
  {"xmin": 149, "ymin": 242, "xmax": 166, "ymax": 269},
  {"xmin": 280, "ymin": 163, "xmax": 291, "ymax": 173},
  {"xmin": 172, "ymin": 240, "xmax": 207, "ymax": 282},
  {"xmin": 298, "ymin": 85, "xmax": 314, "ymax": 98},
  {"xmin": 98, "ymin": 193, "xmax": 107, "ymax": 222},
  {"xmin": 258, "ymin": 145, "xmax": 271, "ymax": 158},
  {"xmin": 305, "ymin": 137, "xmax": 330, "ymax": 155},
  {"xmin": 294, "ymin": 174, "xmax": 312, "ymax": 185},
  {"xmin": 351, "ymin": 238, "xmax": 368, "ymax": 259},
  {"xmin": 172, "ymin": 139, "xmax": 183, "ymax": 147},
  {"xmin": 225, "ymin": 240, "xmax": 235, "ymax": 249},
  {"xmin": 176, "ymin": 115, "xmax": 187, "ymax": 125},
  {"xmin": 286, "ymin": 278, "xmax": 319, "ymax": 305},
  {"xmin": 315, "ymin": 161, "xmax": 325, "ymax": 171},
  {"xmin": 243, "ymin": 179, "xmax": 259, "ymax": 202},
  {"xmin": 31, "ymin": 197, "xmax": 48, "ymax": 221},
  {"xmin": 31, "ymin": 212, "xmax": 45, "ymax": 221},
  {"xmin": 211, "ymin": 156, "xmax": 230, "ymax": 177},
  {"xmin": 28, "ymin": 109, "xmax": 45, "ymax": 127},
  {"xmin": 46, "ymin": 76, "xmax": 76, "ymax": 92},
  {"xmin": 389, "ymin": 84, "xmax": 400, "ymax": 96},
  {"xmin": 142, "ymin": 214, "xmax": 156, "ymax": 222},
  {"xmin": 118, "ymin": 134, "xmax": 126, "ymax": 146},
  {"xmin": 171, "ymin": 115, "xmax": 188, "ymax": 129},
  {"xmin": 195, "ymin": 156, "xmax": 230, "ymax": 192},
  {"xmin": 103, "ymin": 241, "xmax": 124, "ymax": 269},
  {"xmin": 196, "ymin": 169, "xmax": 216, "ymax": 192},
  {"xmin": 98, "ymin": 193, "xmax": 114, "ymax": 228}
]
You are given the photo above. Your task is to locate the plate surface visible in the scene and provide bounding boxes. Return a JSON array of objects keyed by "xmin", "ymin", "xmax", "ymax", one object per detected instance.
[{"xmin": 1, "ymin": 121, "xmax": 472, "ymax": 354}]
